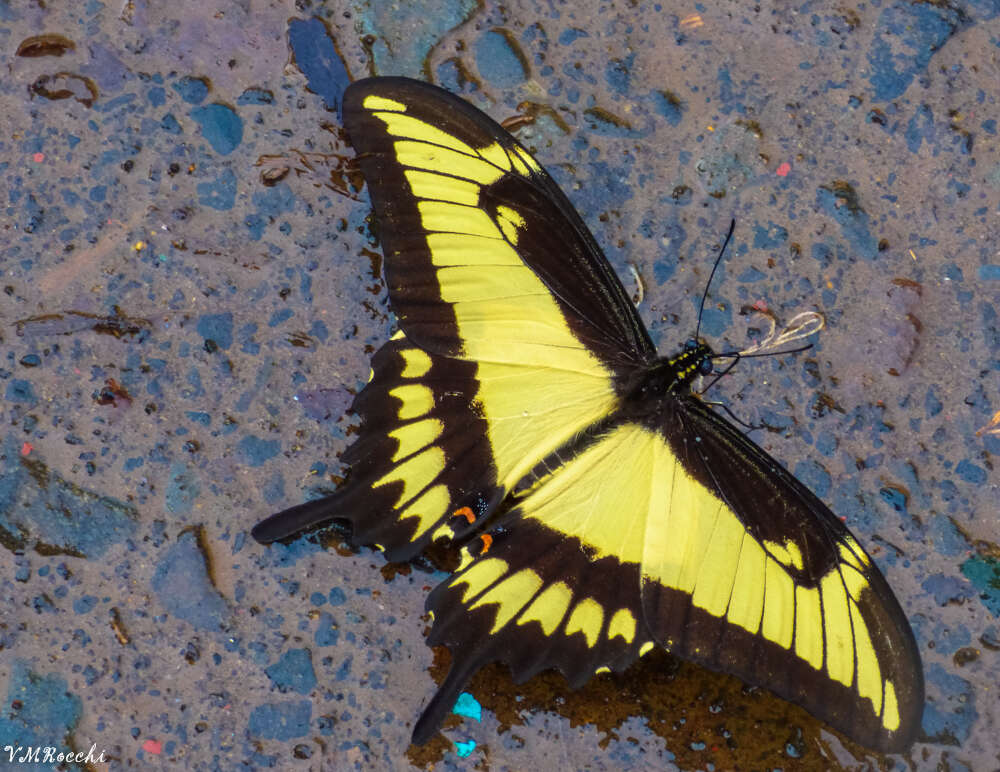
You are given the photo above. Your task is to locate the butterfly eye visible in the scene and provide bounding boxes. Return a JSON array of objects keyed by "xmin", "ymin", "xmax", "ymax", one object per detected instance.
[{"xmin": 698, "ymin": 358, "xmax": 714, "ymax": 375}]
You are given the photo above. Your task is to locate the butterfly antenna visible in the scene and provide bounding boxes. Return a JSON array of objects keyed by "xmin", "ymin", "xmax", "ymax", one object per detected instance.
[{"xmin": 695, "ymin": 219, "xmax": 736, "ymax": 342}]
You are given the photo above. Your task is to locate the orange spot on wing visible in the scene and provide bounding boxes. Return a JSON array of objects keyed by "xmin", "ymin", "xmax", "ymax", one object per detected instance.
[
  {"xmin": 454, "ymin": 506, "xmax": 475, "ymax": 524},
  {"xmin": 480, "ymin": 534, "xmax": 493, "ymax": 553}
]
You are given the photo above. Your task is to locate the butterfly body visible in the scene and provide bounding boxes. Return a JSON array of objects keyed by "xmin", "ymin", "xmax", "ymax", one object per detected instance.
[{"xmin": 253, "ymin": 77, "xmax": 923, "ymax": 754}]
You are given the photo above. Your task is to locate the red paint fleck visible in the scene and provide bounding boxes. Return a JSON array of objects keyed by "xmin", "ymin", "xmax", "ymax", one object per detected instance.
[
  {"xmin": 142, "ymin": 739, "xmax": 162, "ymax": 754},
  {"xmin": 20, "ymin": 442, "xmax": 33, "ymax": 456},
  {"xmin": 32, "ymin": 152, "xmax": 45, "ymax": 163},
  {"xmin": 752, "ymin": 299, "xmax": 769, "ymax": 312},
  {"xmin": 776, "ymin": 162, "xmax": 791, "ymax": 177}
]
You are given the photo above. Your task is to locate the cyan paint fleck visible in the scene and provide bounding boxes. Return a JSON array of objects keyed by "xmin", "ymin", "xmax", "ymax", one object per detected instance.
[
  {"xmin": 961, "ymin": 556, "xmax": 1000, "ymax": 617},
  {"xmin": 151, "ymin": 529, "xmax": 232, "ymax": 631},
  {"xmin": 453, "ymin": 692, "xmax": 482, "ymax": 721},
  {"xmin": 190, "ymin": 104, "xmax": 243, "ymax": 155},
  {"xmin": 455, "ymin": 739, "xmax": 476, "ymax": 758}
]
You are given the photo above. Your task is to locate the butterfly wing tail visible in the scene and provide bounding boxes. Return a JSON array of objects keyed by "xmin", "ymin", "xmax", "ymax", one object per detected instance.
[
  {"xmin": 410, "ymin": 655, "xmax": 481, "ymax": 745},
  {"xmin": 251, "ymin": 497, "xmax": 337, "ymax": 543}
]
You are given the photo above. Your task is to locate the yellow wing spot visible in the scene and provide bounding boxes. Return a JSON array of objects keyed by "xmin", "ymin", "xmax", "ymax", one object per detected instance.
[
  {"xmin": 607, "ymin": 608, "xmax": 637, "ymax": 644},
  {"xmin": 764, "ymin": 539, "xmax": 805, "ymax": 571},
  {"xmin": 882, "ymin": 680, "xmax": 901, "ymax": 731},
  {"xmin": 518, "ymin": 581, "xmax": 572, "ymax": 635},
  {"xmin": 726, "ymin": 534, "xmax": 766, "ymax": 634},
  {"xmin": 565, "ymin": 597, "xmax": 604, "ymax": 648},
  {"xmin": 399, "ymin": 483, "xmax": 451, "ymax": 541},
  {"xmin": 389, "ymin": 383, "xmax": 434, "ymax": 420},
  {"xmin": 595, "ymin": 666, "xmax": 611, "ymax": 675},
  {"xmin": 841, "ymin": 563, "xmax": 869, "ymax": 601},
  {"xmin": 838, "ymin": 536, "xmax": 869, "ymax": 571},
  {"xmin": 820, "ymin": 570, "xmax": 855, "ymax": 687},
  {"xmin": 452, "ymin": 557, "xmax": 508, "ymax": 603},
  {"xmin": 372, "ymin": 446, "xmax": 444, "ymax": 506},
  {"xmin": 388, "ymin": 418, "xmax": 443, "ymax": 462},
  {"xmin": 456, "ymin": 547, "xmax": 475, "ymax": 572},
  {"xmin": 363, "ymin": 94, "xmax": 407, "ymax": 112},
  {"xmin": 509, "ymin": 149, "xmax": 530, "ymax": 177},
  {"xmin": 431, "ymin": 524, "xmax": 455, "ymax": 542},
  {"xmin": 471, "ymin": 569, "xmax": 544, "ymax": 634},
  {"xmin": 514, "ymin": 147, "xmax": 541, "ymax": 173},
  {"xmin": 762, "ymin": 557, "xmax": 794, "ymax": 649},
  {"xmin": 477, "ymin": 141, "xmax": 513, "ymax": 172},
  {"xmin": 639, "ymin": 641, "xmax": 655, "ymax": 657},
  {"xmin": 495, "ymin": 205, "xmax": 525, "ymax": 244},
  {"xmin": 793, "ymin": 585, "xmax": 824, "ymax": 670},
  {"xmin": 849, "ymin": 598, "xmax": 883, "ymax": 716}
]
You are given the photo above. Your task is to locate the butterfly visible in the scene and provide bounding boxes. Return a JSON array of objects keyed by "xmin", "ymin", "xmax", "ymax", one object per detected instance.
[{"xmin": 252, "ymin": 76, "xmax": 924, "ymax": 753}]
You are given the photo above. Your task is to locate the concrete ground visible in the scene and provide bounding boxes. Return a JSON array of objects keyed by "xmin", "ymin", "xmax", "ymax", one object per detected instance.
[{"xmin": 1, "ymin": 0, "xmax": 998, "ymax": 770}]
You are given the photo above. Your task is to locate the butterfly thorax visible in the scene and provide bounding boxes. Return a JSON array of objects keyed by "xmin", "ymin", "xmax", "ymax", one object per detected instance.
[{"xmin": 620, "ymin": 339, "xmax": 715, "ymax": 405}]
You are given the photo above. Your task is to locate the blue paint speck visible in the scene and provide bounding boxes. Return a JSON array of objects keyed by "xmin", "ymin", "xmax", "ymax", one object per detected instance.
[
  {"xmin": 5, "ymin": 379, "xmax": 37, "ymax": 404},
  {"xmin": 476, "ymin": 29, "xmax": 527, "ymax": 88},
  {"xmin": 287, "ymin": 17, "xmax": 352, "ymax": 116},
  {"xmin": 173, "ymin": 75, "xmax": 210, "ymax": 104},
  {"xmin": 247, "ymin": 700, "xmax": 312, "ymax": 741},
  {"xmin": 196, "ymin": 312, "xmax": 234, "ymax": 350},
  {"xmin": 197, "ymin": 168, "xmax": 238, "ymax": 211},
  {"xmin": 455, "ymin": 739, "xmax": 476, "ymax": 758},
  {"xmin": 238, "ymin": 435, "xmax": 280, "ymax": 467},
  {"xmin": 190, "ymin": 104, "xmax": 243, "ymax": 155},
  {"xmin": 867, "ymin": 3, "xmax": 960, "ymax": 101},
  {"xmin": 151, "ymin": 530, "xmax": 231, "ymax": 631},
  {"xmin": 265, "ymin": 648, "xmax": 317, "ymax": 695}
]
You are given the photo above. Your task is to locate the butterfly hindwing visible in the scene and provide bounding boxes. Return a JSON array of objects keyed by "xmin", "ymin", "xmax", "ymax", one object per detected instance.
[{"xmin": 638, "ymin": 397, "xmax": 923, "ymax": 752}]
